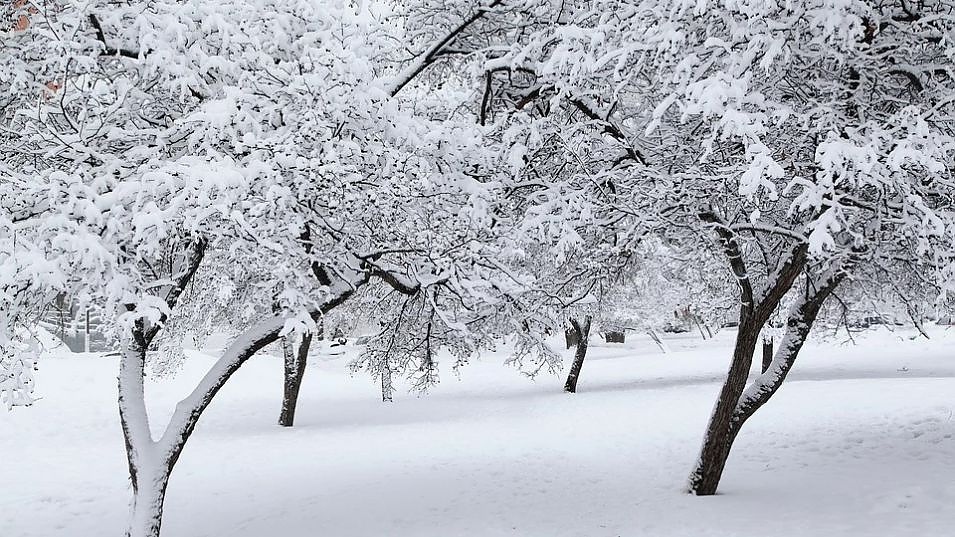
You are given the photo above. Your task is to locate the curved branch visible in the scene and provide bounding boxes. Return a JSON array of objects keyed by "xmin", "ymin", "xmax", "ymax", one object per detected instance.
[
  {"xmin": 388, "ymin": 0, "xmax": 505, "ymax": 97},
  {"xmin": 156, "ymin": 275, "xmax": 367, "ymax": 467},
  {"xmin": 700, "ymin": 211, "xmax": 754, "ymax": 316},
  {"xmin": 569, "ymin": 97, "xmax": 647, "ymax": 166}
]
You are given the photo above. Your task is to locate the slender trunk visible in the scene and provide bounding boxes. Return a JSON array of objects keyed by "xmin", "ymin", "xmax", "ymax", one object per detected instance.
[
  {"xmin": 381, "ymin": 364, "xmax": 395, "ymax": 403},
  {"xmin": 381, "ymin": 363, "xmax": 394, "ymax": 402},
  {"xmin": 563, "ymin": 316, "xmax": 592, "ymax": 393},
  {"xmin": 694, "ymin": 315, "xmax": 708, "ymax": 340},
  {"xmin": 688, "ymin": 272, "xmax": 842, "ymax": 495},
  {"xmin": 279, "ymin": 332, "xmax": 312, "ymax": 427},
  {"xmin": 84, "ymin": 309, "xmax": 90, "ymax": 353},
  {"xmin": 647, "ymin": 329, "xmax": 669, "ymax": 353},
  {"xmin": 761, "ymin": 337, "xmax": 773, "ymax": 374}
]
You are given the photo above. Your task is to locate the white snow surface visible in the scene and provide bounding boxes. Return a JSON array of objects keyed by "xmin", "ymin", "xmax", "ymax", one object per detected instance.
[{"xmin": 2, "ymin": 328, "xmax": 955, "ymax": 536}]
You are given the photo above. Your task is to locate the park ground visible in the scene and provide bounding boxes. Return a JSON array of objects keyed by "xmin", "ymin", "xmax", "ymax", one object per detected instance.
[{"xmin": 2, "ymin": 326, "xmax": 954, "ymax": 536}]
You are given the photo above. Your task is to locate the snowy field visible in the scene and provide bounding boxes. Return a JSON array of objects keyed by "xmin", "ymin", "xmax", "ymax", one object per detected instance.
[{"xmin": 3, "ymin": 327, "xmax": 955, "ymax": 537}]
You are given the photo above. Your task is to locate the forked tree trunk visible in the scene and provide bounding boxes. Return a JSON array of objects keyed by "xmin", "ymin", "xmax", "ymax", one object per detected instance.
[
  {"xmin": 687, "ymin": 272, "xmax": 842, "ymax": 495},
  {"xmin": 119, "ymin": 315, "xmax": 294, "ymax": 537},
  {"xmin": 118, "ymin": 297, "xmax": 358, "ymax": 536},
  {"xmin": 687, "ymin": 218, "xmax": 810, "ymax": 496},
  {"xmin": 279, "ymin": 332, "xmax": 313, "ymax": 427},
  {"xmin": 119, "ymin": 335, "xmax": 172, "ymax": 537},
  {"xmin": 563, "ymin": 316, "xmax": 592, "ymax": 393}
]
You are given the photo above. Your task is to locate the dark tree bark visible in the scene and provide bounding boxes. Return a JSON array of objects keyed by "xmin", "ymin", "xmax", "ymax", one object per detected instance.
[
  {"xmin": 687, "ymin": 214, "xmax": 815, "ymax": 496},
  {"xmin": 761, "ymin": 337, "xmax": 774, "ymax": 374},
  {"xmin": 564, "ymin": 326, "xmax": 579, "ymax": 349},
  {"xmin": 563, "ymin": 316, "xmax": 592, "ymax": 393},
  {"xmin": 278, "ymin": 332, "xmax": 313, "ymax": 427},
  {"xmin": 687, "ymin": 266, "xmax": 843, "ymax": 495}
]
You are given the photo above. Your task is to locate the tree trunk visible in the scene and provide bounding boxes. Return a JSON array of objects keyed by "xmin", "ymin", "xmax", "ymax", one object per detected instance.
[
  {"xmin": 278, "ymin": 332, "xmax": 312, "ymax": 427},
  {"xmin": 647, "ymin": 329, "xmax": 668, "ymax": 353},
  {"xmin": 694, "ymin": 315, "xmax": 708, "ymax": 340},
  {"xmin": 761, "ymin": 337, "xmax": 773, "ymax": 374},
  {"xmin": 686, "ymin": 221, "xmax": 810, "ymax": 496},
  {"xmin": 563, "ymin": 316, "xmax": 592, "ymax": 393},
  {"xmin": 687, "ymin": 271, "xmax": 842, "ymax": 495},
  {"xmin": 84, "ymin": 309, "xmax": 91, "ymax": 353},
  {"xmin": 381, "ymin": 359, "xmax": 394, "ymax": 402},
  {"xmin": 119, "ymin": 334, "xmax": 171, "ymax": 537},
  {"xmin": 118, "ymin": 315, "xmax": 294, "ymax": 537},
  {"xmin": 687, "ymin": 317, "xmax": 763, "ymax": 494},
  {"xmin": 113, "ymin": 238, "xmax": 374, "ymax": 537},
  {"xmin": 564, "ymin": 326, "xmax": 579, "ymax": 349},
  {"xmin": 126, "ymin": 466, "xmax": 171, "ymax": 537}
]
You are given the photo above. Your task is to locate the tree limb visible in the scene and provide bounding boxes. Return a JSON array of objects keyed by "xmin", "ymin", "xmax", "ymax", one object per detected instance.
[{"xmin": 88, "ymin": 14, "xmax": 142, "ymax": 59}]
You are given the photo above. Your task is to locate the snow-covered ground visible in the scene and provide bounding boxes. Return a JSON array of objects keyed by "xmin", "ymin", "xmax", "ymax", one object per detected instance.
[{"xmin": 3, "ymin": 327, "xmax": 954, "ymax": 536}]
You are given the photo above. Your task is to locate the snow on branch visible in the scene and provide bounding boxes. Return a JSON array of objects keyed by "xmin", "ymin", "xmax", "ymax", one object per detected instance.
[
  {"xmin": 0, "ymin": 349, "xmax": 36, "ymax": 409},
  {"xmin": 388, "ymin": 0, "xmax": 505, "ymax": 97}
]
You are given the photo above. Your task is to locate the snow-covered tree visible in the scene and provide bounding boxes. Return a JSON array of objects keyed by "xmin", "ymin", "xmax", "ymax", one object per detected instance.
[
  {"xmin": 482, "ymin": 79, "xmax": 661, "ymax": 392},
  {"xmin": 0, "ymin": 341, "xmax": 36, "ymax": 409},
  {"xmin": 6, "ymin": 0, "xmax": 955, "ymax": 530},
  {"xmin": 1, "ymin": 1, "xmax": 538, "ymax": 535},
  {"xmin": 486, "ymin": 0, "xmax": 955, "ymax": 494},
  {"xmin": 599, "ymin": 239, "xmax": 736, "ymax": 342}
]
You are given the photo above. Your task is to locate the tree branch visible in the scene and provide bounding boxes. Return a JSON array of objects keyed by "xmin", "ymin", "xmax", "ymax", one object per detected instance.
[
  {"xmin": 700, "ymin": 211, "xmax": 755, "ymax": 316},
  {"xmin": 569, "ymin": 97, "xmax": 646, "ymax": 166},
  {"xmin": 88, "ymin": 14, "xmax": 142, "ymax": 59},
  {"xmin": 388, "ymin": 0, "xmax": 505, "ymax": 97}
]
